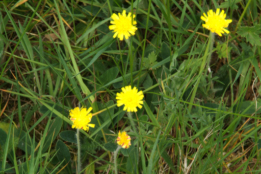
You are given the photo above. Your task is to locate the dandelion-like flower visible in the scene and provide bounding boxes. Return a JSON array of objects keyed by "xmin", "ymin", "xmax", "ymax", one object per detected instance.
[
  {"xmin": 109, "ymin": 10, "xmax": 137, "ymax": 41},
  {"xmin": 201, "ymin": 8, "xmax": 232, "ymax": 36},
  {"xmin": 69, "ymin": 107, "xmax": 95, "ymax": 131},
  {"xmin": 116, "ymin": 85, "xmax": 144, "ymax": 112},
  {"xmin": 117, "ymin": 131, "xmax": 131, "ymax": 149}
]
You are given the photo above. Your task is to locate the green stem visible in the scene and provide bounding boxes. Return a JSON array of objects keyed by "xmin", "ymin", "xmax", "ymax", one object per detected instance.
[
  {"xmin": 234, "ymin": 0, "xmax": 252, "ymax": 33},
  {"xmin": 126, "ymin": 39, "xmax": 135, "ymax": 85},
  {"xmin": 114, "ymin": 146, "xmax": 121, "ymax": 174},
  {"xmin": 127, "ymin": 112, "xmax": 139, "ymax": 168},
  {"xmin": 207, "ymin": 32, "xmax": 215, "ymax": 91},
  {"xmin": 207, "ymin": 32, "xmax": 215, "ymax": 70},
  {"xmin": 188, "ymin": 32, "xmax": 213, "ymax": 112},
  {"xmin": 127, "ymin": 112, "xmax": 137, "ymax": 134},
  {"xmin": 76, "ymin": 128, "xmax": 81, "ymax": 174}
]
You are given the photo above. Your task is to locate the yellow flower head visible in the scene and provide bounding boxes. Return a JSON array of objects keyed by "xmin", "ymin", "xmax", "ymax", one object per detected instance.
[
  {"xmin": 201, "ymin": 8, "xmax": 232, "ymax": 36},
  {"xmin": 109, "ymin": 10, "xmax": 137, "ymax": 41},
  {"xmin": 117, "ymin": 131, "xmax": 131, "ymax": 149},
  {"xmin": 116, "ymin": 85, "xmax": 144, "ymax": 112},
  {"xmin": 69, "ymin": 107, "xmax": 95, "ymax": 131}
]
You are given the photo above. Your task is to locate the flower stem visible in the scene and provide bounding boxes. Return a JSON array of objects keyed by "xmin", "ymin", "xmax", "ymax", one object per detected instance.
[
  {"xmin": 188, "ymin": 32, "xmax": 214, "ymax": 112},
  {"xmin": 207, "ymin": 32, "xmax": 215, "ymax": 90},
  {"xmin": 207, "ymin": 32, "xmax": 215, "ymax": 72},
  {"xmin": 114, "ymin": 146, "xmax": 121, "ymax": 174},
  {"xmin": 127, "ymin": 112, "xmax": 137, "ymax": 134},
  {"xmin": 76, "ymin": 128, "xmax": 81, "ymax": 174}
]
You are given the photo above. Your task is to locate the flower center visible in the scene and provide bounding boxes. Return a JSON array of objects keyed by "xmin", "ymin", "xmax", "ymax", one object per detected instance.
[
  {"xmin": 208, "ymin": 15, "xmax": 226, "ymax": 29},
  {"xmin": 128, "ymin": 97, "xmax": 133, "ymax": 103},
  {"xmin": 116, "ymin": 17, "xmax": 132, "ymax": 32}
]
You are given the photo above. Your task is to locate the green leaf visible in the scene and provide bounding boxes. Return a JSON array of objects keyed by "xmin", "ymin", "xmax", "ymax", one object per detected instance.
[
  {"xmin": 76, "ymin": 18, "xmax": 110, "ymax": 44},
  {"xmin": 147, "ymin": 130, "xmax": 161, "ymax": 173},
  {"xmin": 99, "ymin": 66, "xmax": 119, "ymax": 86},
  {"xmin": 159, "ymin": 42, "xmax": 170, "ymax": 59},
  {"xmin": 138, "ymin": 17, "xmax": 153, "ymax": 29},
  {"xmin": 237, "ymin": 24, "xmax": 261, "ymax": 46},
  {"xmin": 42, "ymin": 117, "xmax": 63, "ymax": 152},
  {"xmin": 121, "ymin": 143, "xmax": 134, "ymax": 156},
  {"xmin": 215, "ymin": 42, "xmax": 232, "ymax": 59},
  {"xmin": 85, "ymin": 157, "xmax": 95, "ymax": 174},
  {"xmin": 161, "ymin": 150, "xmax": 175, "ymax": 172},
  {"xmin": 142, "ymin": 51, "xmax": 158, "ymax": 69},
  {"xmin": 143, "ymin": 74, "xmax": 153, "ymax": 89},
  {"xmin": 104, "ymin": 142, "xmax": 117, "ymax": 152},
  {"xmin": 236, "ymin": 100, "xmax": 261, "ymax": 115},
  {"xmin": 219, "ymin": 0, "xmax": 241, "ymax": 9},
  {"xmin": 60, "ymin": 130, "xmax": 77, "ymax": 144},
  {"xmin": 0, "ymin": 128, "xmax": 7, "ymax": 160},
  {"xmin": 148, "ymin": 51, "xmax": 157, "ymax": 64},
  {"xmin": 139, "ymin": 115, "xmax": 148, "ymax": 122},
  {"xmin": 128, "ymin": 0, "xmax": 148, "ymax": 10},
  {"xmin": 144, "ymin": 101, "xmax": 161, "ymax": 127},
  {"xmin": 56, "ymin": 140, "xmax": 72, "ymax": 173},
  {"xmin": 97, "ymin": 100, "xmax": 115, "ymax": 127},
  {"xmin": 82, "ymin": 6, "xmax": 107, "ymax": 18},
  {"xmin": 112, "ymin": 111, "xmax": 125, "ymax": 127},
  {"xmin": 39, "ymin": 103, "xmax": 68, "ymax": 118},
  {"xmin": 16, "ymin": 129, "xmax": 35, "ymax": 155},
  {"xmin": 258, "ymin": 139, "xmax": 261, "ymax": 149},
  {"xmin": 0, "ymin": 161, "xmax": 14, "ymax": 173},
  {"xmin": 0, "ymin": 36, "xmax": 4, "ymax": 60},
  {"xmin": 0, "ymin": 122, "xmax": 10, "ymax": 133},
  {"xmin": 0, "ymin": 124, "xmax": 20, "ymax": 158},
  {"xmin": 126, "ymin": 147, "xmax": 138, "ymax": 173}
]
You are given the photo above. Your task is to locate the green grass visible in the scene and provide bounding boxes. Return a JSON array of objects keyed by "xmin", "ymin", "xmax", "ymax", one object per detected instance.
[{"xmin": 1, "ymin": 0, "xmax": 261, "ymax": 173}]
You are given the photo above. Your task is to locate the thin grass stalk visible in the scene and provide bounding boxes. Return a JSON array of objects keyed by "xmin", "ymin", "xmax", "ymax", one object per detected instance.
[
  {"xmin": 126, "ymin": 38, "xmax": 135, "ymax": 86},
  {"xmin": 53, "ymin": 1, "xmax": 94, "ymax": 102},
  {"xmin": 188, "ymin": 31, "xmax": 213, "ymax": 112},
  {"xmin": 137, "ymin": 0, "xmax": 152, "ymax": 87},
  {"xmin": 129, "ymin": 0, "xmax": 135, "ymax": 84},
  {"xmin": 234, "ymin": 0, "xmax": 252, "ymax": 32}
]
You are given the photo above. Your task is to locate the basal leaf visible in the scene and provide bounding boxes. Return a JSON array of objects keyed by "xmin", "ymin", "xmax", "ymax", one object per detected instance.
[
  {"xmin": 215, "ymin": 42, "xmax": 232, "ymax": 59},
  {"xmin": 219, "ymin": 0, "xmax": 241, "ymax": 9},
  {"xmin": 60, "ymin": 130, "xmax": 77, "ymax": 144},
  {"xmin": 237, "ymin": 24, "xmax": 261, "ymax": 46}
]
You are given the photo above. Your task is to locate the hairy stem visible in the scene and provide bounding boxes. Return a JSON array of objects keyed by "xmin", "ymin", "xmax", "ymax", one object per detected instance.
[
  {"xmin": 207, "ymin": 32, "xmax": 215, "ymax": 90},
  {"xmin": 127, "ymin": 112, "xmax": 137, "ymax": 134},
  {"xmin": 114, "ymin": 146, "xmax": 121, "ymax": 174},
  {"xmin": 76, "ymin": 128, "xmax": 81, "ymax": 174}
]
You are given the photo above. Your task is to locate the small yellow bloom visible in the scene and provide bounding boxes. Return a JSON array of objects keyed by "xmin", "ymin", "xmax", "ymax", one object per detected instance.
[
  {"xmin": 201, "ymin": 8, "xmax": 232, "ymax": 36},
  {"xmin": 109, "ymin": 10, "xmax": 137, "ymax": 41},
  {"xmin": 69, "ymin": 107, "xmax": 95, "ymax": 131},
  {"xmin": 116, "ymin": 85, "xmax": 144, "ymax": 112},
  {"xmin": 117, "ymin": 131, "xmax": 131, "ymax": 149}
]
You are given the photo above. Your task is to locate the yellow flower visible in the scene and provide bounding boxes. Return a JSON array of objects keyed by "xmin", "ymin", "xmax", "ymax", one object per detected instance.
[
  {"xmin": 116, "ymin": 85, "xmax": 144, "ymax": 112},
  {"xmin": 117, "ymin": 131, "xmax": 131, "ymax": 149},
  {"xmin": 201, "ymin": 8, "xmax": 232, "ymax": 36},
  {"xmin": 109, "ymin": 10, "xmax": 137, "ymax": 41},
  {"xmin": 69, "ymin": 107, "xmax": 95, "ymax": 131}
]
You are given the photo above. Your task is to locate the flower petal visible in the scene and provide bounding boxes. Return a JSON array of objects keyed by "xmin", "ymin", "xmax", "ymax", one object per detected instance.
[
  {"xmin": 201, "ymin": 9, "xmax": 232, "ymax": 36},
  {"xmin": 109, "ymin": 10, "xmax": 137, "ymax": 41}
]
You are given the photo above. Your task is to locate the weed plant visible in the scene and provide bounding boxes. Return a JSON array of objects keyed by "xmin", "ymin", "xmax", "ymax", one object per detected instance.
[{"xmin": 1, "ymin": 0, "xmax": 261, "ymax": 173}]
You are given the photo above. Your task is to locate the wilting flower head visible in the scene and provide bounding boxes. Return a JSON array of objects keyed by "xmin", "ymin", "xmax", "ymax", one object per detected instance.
[
  {"xmin": 116, "ymin": 85, "xmax": 144, "ymax": 112},
  {"xmin": 109, "ymin": 10, "xmax": 137, "ymax": 41},
  {"xmin": 201, "ymin": 8, "xmax": 232, "ymax": 36},
  {"xmin": 69, "ymin": 107, "xmax": 95, "ymax": 131},
  {"xmin": 117, "ymin": 131, "xmax": 131, "ymax": 149}
]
